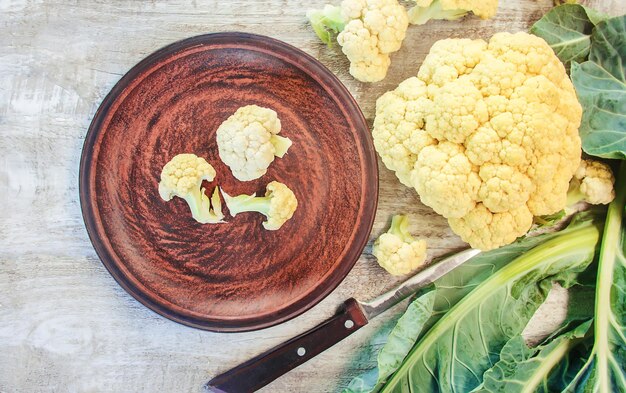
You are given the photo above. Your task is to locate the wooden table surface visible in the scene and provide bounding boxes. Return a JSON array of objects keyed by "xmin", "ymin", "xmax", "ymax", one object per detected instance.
[{"xmin": 2, "ymin": 1, "xmax": 625, "ymax": 392}]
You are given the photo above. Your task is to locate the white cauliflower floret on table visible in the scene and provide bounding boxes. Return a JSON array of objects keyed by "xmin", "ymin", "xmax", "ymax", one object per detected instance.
[
  {"xmin": 408, "ymin": 0, "xmax": 499, "ymax": 25},
  {"xmin": 216, "ymin": 105, "xmax": 292, "ymax": 182},
  {"xmin": 373, "ymin": 215, "xmax": 428, "ymax": 276},
  {"xmin": 568, "ymin": 159, "xmax": 616, "ymax": 205},
  {"xmin": 307, "ymin": 0, "xmax": 409, "ymax": 82},
  {"xmin": 372, "ymin": 32, "xmax": 583, "ymax": 250},
  {"xmin": 158, "ymin": 153, "xmax": 223, "ymax": 224},
  {"xmin": 222, "ymin": 181, "xmax": 298, "ymax": 230}
]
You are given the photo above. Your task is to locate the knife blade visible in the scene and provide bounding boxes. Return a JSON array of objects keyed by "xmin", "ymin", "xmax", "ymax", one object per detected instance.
[{"xmin": 205, "ymin": 247, "xmax": 481, "ymax": 393}]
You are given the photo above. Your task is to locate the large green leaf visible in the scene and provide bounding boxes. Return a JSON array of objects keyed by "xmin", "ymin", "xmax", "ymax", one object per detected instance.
[
  {"xmin": 344, "ymin": 228, "xmax": 574, "ymax": 393},
  {"xmin": 344, "ymin": 291, "xmax": 436, "ymax": 393},
  {"xmin": 472, "ymin": 320, "xmax": 592, "ymax": 393},
  {"xmin": 540, "ymin": 291, "xmax": 596, "ymax": 392},
  {"xmin": 530, "ymin": 4, "xmax": 601, "ymax": 67},
  {"xmin": 588, "ymin": 17, "xmax": 626, "ymax": 82},
  {"xmin": 379, "ymin": 218, "xmax": 602, "ymax": 393},
  {"xmin": 572, "ymin": 16, "xmax": 626, "ymax": 160},
  {"xmin": 568, "ymin": 161, "xmax": 626, "ymax": 392},
  {"xmin": 422, "ymin": 228, "xmax": 578, "ymax": 332},
  {"xmin": 377, "ymin": 291, "xmax": 435, "ymax": 382},
  {"xmin": 545, "ymin": 337, "xmax": 595, "ymax": 391}
]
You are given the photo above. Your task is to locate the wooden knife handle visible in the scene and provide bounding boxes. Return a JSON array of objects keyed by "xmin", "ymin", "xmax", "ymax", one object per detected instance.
[{"xmin": 205, "ymin": 298, "xmax": 368, "ymax": 393}]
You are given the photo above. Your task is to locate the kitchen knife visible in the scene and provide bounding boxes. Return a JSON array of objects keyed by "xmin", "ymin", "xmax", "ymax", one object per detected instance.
[{"xmin": 205, "ymin": 248, "xmax": 481, "ymax": 393}]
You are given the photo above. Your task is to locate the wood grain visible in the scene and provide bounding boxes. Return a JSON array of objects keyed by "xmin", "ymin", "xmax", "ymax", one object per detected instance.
[{"xmin": 1, "ymin": 0, "xmax": 625, "ymax": 392}]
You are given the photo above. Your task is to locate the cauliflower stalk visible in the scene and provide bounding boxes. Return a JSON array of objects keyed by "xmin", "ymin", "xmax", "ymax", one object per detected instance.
[
  {"xmin": 373, "ymin": 215, "xmax": 428, "ymax": 275},
  {"xmin": 307, "ymin": 5, "xmax": 346, "ymax": 46},
  {"xmin": 222, "ymin": 181, "xmax": 298, "ymax": 230},
  {"xmin": 568, "ymin": 159, "xmax": 616, "ymax": 205},
  {"xmin": 158, "ymin": 154, "xmax": 224, "ymax": 224},
  {"xmin": 373, "ymin": 32, "xmax": 584, "ymax": 250},
  {"xmin": 408, "ymin": 0, "xmax": 498, "ymax": 25},
  {"xmin": 307, "ymin": 0, "xmax": 409, "ymax": 82},
  {"xmin": 216, "ymin": 105, "xmax": 292, "ymax": 182}
]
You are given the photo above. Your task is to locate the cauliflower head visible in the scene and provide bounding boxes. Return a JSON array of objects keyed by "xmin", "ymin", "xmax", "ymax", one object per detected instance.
[
  {"xmin": 408, "ymin": 0, "xmax": 499, "ymax": 25},
  {"xmin": 308, "ymin": 0, "xmax": 409, "ymax": 82},
  {"xmin": 372, "ymin": 215, "xmax": 428, "ymax": 275},
  {"xmin": 372, "ymin": 32, "xmax": 583, "ymax": 250},
  {"xmin": 568, "ymin": 159, "xmax": 616, "ymax": 205},
  {"xmin": 216, "ymin": 105, "xmax": 292, "ymax": 182},
  {"xmin": 158, "ymin": 153, "xmax": 223, "ymax": 224},
  {"xmin": 222, "ymin": 181, "xmax": 298, "ymax": 230}
]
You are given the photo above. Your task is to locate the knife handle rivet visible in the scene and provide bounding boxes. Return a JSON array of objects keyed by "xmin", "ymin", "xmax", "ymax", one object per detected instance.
[
  {"xmin": 344, "ymin": 319, "xmax": 354, "ymax": 329},
  {"xmin": 297, "ymin": 347, "xmax": 306, "ymax": 356}
]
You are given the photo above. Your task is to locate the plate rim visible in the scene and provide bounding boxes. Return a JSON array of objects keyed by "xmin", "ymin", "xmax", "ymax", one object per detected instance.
[{"xmin": 79, "ymin": 32, "xmax": 379, "ymax": 332}]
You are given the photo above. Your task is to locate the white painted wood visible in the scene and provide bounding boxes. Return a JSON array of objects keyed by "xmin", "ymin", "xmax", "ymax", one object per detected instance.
[{"xmin": 1, "ymin": 1, "xmax": 624, "ymax": 392}]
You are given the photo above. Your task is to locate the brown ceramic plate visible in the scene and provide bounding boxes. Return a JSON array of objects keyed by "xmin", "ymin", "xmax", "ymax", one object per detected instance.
[{"xmin": 79, "ymin": 33, "xmax": 378, "ymax": 332}]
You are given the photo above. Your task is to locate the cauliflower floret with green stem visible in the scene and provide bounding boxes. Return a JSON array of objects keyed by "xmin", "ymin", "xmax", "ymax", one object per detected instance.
[
  {"xmin": 408, "ymin": 0, "xmax": 499, "ymax": 25},
  {"xmin": 216, "ymin": 105, "xmax": 292, "ymax": 182},
  {"xmin": 158, "ymin": 154, "xmax": 223, "ymax": 224},
  {"xmin": 307, "ymin": 4, "xmax": 346, "ymax": 46},
  {"xmin": 568, "ymin": 159, "xmax": 615, "ymax": 205},
  {"xmin": 222, "ymin": 181, "xmax": 298, "ymax": 230},
  {"xmin": 372, "ymin": 215, "xmax": 428, "ymax": 276},
  {"xmin": 307, "ymin": 0, "xmax": 409, "ymax": 82},
  {"xmin": 372, "ymin": 32, "xmax": 583, "ymax": 250}
]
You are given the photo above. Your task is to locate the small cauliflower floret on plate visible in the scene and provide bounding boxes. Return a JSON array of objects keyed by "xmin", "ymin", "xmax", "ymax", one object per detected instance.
[
  {"xmin": 408, "ymin": 0, "xmax": 499, "ymax": 25},
  {"xmin": 373, "ymin": 215, "xmax": 428, "ymax": 276},
  {"xmin": 216, "ymin": 105, "xmax": 292, "ymax": 182},
  {"xmin": 372, "ymin": 32, "xmax": 584, "ymax": 250},
  {"xmin": 222, "ymin": 181, "xmax": 298, "ymax": 230},
  {"xmin": 158, "ymin": 153, "xmax": 224, "ymax": 224},
  {"xmin": 307, "ymin": 0, "xmax": 409, "ymax": 82},
  {"xmin": 568, "ymin": 159, "xmax": 616, "ymax": 205}
]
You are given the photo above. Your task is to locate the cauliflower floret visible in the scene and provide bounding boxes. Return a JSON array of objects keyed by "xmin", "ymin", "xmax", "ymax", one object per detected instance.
[
  {"xmin": 408, "ymin": 0, "xmax": 499, "ymax": 25},
  {"xmin": 222, "ymin": 181, "xmax": 298, "ymax": 230},
  {"xmin": 568, "ymin": 159, "xmax": 616, "ymax": 205},
  {"xmin": 425, "ymin": 78, "xmax": 489, "ymax": 143},
  {"xmin": 448, "ymin": 204, "xmax": 533, "ymax": 251},
  {"xmin": 372, "ymin": 215, "xmax": 428, "ymax": 275},
  {"xmin": 372, "ymin": 77, "xmax": 435, "ymax": 186},
  {"xmin": 216, "ymin": 105, "xmax": 292, "ymax": 182},
  {"xmin": 412, "ymin": 142, "xmax": 481, "ymax": 218},
  {"xmin": 373, "ymin": 32, "xmax": 583, "ymax": 250},
  {"xmin": 308, "ymin": 0, "xmax": 409, "ymax": 82},
  {"xmin": 477, "ymin": 163, "xmax": 533, "ymax": 213},
  {"xmin": 338, "ymin": 19, "xmax": 391, "ymax": 82},
  {"xmin": 417, "ymin": 38, "xmax": 488, "ymax": 88},
  {"xmin": 158, "ymin": 153, "xmax": 223, "ymax": 224},
  {"xmin": 307, "ymin": 4, "xmax": 346, "ymax": 45}
]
